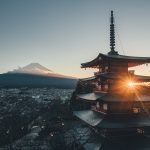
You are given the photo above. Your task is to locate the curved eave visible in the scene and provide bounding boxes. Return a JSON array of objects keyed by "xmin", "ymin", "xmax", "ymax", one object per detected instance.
[
  {"xmin": 77, "ymin": 92, "xmax": 106, "ymax": 101},
  {"xmin": 98, "ymin": 73, "xmax": 150, "ymax": 82},
  {"xmin": 79, "ymin": 76, "xmax": 97, "ymax": 82},
  {"xmin": 97, "ymin": 73, "xmax": 122, "ymax": 80},
  {"xmin": 81, "ymin": 53, "xmax": 150, "ymax": 68},
  {"xmin": 134, "ymin": 75, "xmax": 150, "ymax": 82},
  {"xmin": 100, "ymin": 94, "xmax": 150, "ymax": 102},
  {"xmin": 128, "ymin": 62, "xmax": 145, "ymax": 67},
  {"xmin": 100, "ymin": 94, "xmax": 130, "ymax": 102},
  {"xmin": 81, "ymin": 54, "xmax": 102, "ymax": 68},
  {"xmin": 73, "ymin": 110, "xmax": 105, "ymax": 126},
  {"xmin": 98, "ymin": 114, "xmax": 150, "ymax": 129},
  {"xmin": 101, "ymin": 53, "xmax": 150, "ymax": 67},
  {"xmin": 73, "ymin": 110, "xmax": 150, "ymax": 128}
]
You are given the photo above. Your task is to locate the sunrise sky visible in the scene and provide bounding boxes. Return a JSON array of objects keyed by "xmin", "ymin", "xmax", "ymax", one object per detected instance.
[{"xmin": 1, "ymin": 0, "xmax": 150, "ymax": 78}]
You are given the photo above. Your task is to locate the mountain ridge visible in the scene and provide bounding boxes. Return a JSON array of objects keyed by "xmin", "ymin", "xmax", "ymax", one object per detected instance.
[
  {"xmin": 8, "ymin": 63, "xmax": 76, "ymax": 79},
  {"xmin": 0, "ymin": 63, "xmax": 78, "ymax": 88}
]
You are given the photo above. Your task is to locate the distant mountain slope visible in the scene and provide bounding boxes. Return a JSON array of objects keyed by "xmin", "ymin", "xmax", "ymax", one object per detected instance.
[
  {"xmin": 0, "ymin": 73, "xmax": 77, "ymax": 89},
  {"xmin": 8, "ymin": 63, "xmax": 75, "ymax": 79},
  {"xmin": 1, "ymin": 63, "xmax": 78, "ymax": 88},
  {"xmin": 9, "ymin": 63, "xmax": 53, "ymax": 74}
]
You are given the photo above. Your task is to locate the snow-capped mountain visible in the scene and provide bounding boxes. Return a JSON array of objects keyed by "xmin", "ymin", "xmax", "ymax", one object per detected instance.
[
  {"xmin": 8, "ymin": 63, "xmax": 73, "ymax": 78},
  {"xmin": 0, "ymin": 63, "xmax": 77, "ymax": 88},
  {"xmin": 9, "ymin": 63, "xmax": 53, "ymax": 75}
]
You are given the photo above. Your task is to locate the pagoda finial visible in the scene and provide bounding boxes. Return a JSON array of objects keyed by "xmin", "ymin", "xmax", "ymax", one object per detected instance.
[{"xmin": 108, "ymin": 10, "xmax": 118, "ymax": 55}]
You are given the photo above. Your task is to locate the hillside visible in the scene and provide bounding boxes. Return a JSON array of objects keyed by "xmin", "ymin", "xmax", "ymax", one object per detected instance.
[{"xmin": 0, "ymin": 73, "xmax": 77, "ymax": 88}]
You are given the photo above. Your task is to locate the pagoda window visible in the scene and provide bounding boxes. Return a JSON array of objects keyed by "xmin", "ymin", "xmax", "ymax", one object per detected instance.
[
  {"xmin": 132, "ymin": 107, "xmax": 141, "ymax": 114},
  {"xmin": 137, "ymin": 128, "xmax": 144, "ymax": 134},
  {"xmin": 101, "ymin": 83, "xmax": 109, "ymax": 92},
  {"xmin": 96, "ymin": 102, "xmax": 100, "ymax": 109},
  {"xmin": 95, "ymin": 82, "xmax": 101, "ymax": 91},
  {"xmin": 103, "ymin": 104, "xmax": 108, "ymax": 111},
  {"xmin": 99, "ymin": 68, "xmax": 102, "ymax": 73},
  {"xmin": 91, "ymin": 102, "xmax": 100, "ymax": 111},
  {"xmin": 104, "ymin": 66, "xmax": 108, "ymax": 72},
  {"xmin": 92, "ymin": 102, "xmax": 108, "ymax": 113},
  {"xmin": 104, "ymin": 84, "xmax": 108, "ymax": 91}
]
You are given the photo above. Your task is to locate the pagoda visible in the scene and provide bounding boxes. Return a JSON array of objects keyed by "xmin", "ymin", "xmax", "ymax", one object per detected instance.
[{"xmin": 71, "ymin": 11, "xmax": 150, "ymax": 137}]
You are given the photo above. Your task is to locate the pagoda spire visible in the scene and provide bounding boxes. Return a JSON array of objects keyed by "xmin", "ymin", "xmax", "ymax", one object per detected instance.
[{"xmin": 108, "ymin": 10, "xmax": 118, "ymax": 55}]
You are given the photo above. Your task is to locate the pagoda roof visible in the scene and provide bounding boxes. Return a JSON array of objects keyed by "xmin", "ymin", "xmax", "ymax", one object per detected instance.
[
  {"xmin": 73, "ymin": 110, "xmax": 105, "ymax": 126},
  {"xmin": 81, "ymin": 54, "xmax": 101, "ymax": 68},
  {"xmin": 81, "ymin": 53, "xmax": 150, "ymax": 68},
  {"xmin": 81, "ymin": 54, "xmax": 102, "ymax": 68},
  {"xmin": 73, "ymin": 110, "xmax": 150, "ymax": 128},
  {"xmin": 78, "ymin": 73, "xmax": 150, "ymax": 82},
  {"xmin": 134, "ymin": 75, "xmax": 150, "ymax": 82},
  {"xmin": 98, "ymin": 73, "xmax": 150, "ymax": 82},
  {"xmin": 79, "ymin": 76, "xmax": 97, "ymax": 82},
  {"xmin": 98, "ymin": 114, "xmax": 150, "ymax": 129},
  {"xmin": 101, "ymin": 93, "xmax": 150, "ymax": 102},
  {"xmin": 77, "ymin": 92, "xmax": 150, "ymax": 102},
  {"xmin": 77, "ymin": 92, "xmax": 106, "ymax": 101}
]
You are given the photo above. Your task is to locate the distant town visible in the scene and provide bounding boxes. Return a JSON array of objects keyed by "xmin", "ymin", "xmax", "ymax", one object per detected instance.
[{"xmin": 0, "ymin": 88, "xmax": 99, "ymax": 150}]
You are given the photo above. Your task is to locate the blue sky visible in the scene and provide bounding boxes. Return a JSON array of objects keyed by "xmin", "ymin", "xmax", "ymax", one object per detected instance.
[{"xmin": 1, "ymin": 0, "xmax": 150, "ymax": 78}]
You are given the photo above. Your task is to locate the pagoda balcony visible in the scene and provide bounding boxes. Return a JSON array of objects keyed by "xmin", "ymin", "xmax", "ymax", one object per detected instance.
[
  {"xmin": 91, "ymin": 105, "xmax": 107, "ymax": 114},
  {"xmin": 91, "ymin": 102, "xmax": 149, "ymax": 116},
  {"xmin": 94, "ymin": 85, "xmax": 109, "ymax": 93},
  {"xmin": 91, "ymin": 104, "xmax": 150, "ymax": 115},
  {"xmin": 91, "ymin": 102, "xmax": 150, "ymax": 115},
  {"xmin": 89, "ymin": 96, "xmax": 150, "ymax": 115}
]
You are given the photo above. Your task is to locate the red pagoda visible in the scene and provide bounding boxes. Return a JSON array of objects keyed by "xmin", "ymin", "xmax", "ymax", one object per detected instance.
[{"xmin": 71, "ymin": 11, "xmax": 150, "ymax": 137}]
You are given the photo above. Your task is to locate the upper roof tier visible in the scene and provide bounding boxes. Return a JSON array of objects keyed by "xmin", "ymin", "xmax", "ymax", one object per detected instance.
[
  {"xmin": 81, "ymin": 11, "xmax": 150, "ymax": 69},
  {"xmin": 81, "ymin": 53, "xmax": 150, "ymax": 68}
]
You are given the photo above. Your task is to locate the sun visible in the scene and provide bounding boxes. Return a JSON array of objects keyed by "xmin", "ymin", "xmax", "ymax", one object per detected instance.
[{"xmin": 128, "ymin": 81, "xmax": 134, "ymax": 87}]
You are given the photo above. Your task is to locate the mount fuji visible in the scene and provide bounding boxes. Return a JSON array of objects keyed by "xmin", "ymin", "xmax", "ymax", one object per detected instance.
[
  {"xmin": 10, "ymin": 63, "xmax": 53, "ymax": 75},
  {"xmin": 0, "ymin": 63, "xmax": 77, "ymax": 88},
  {"xmin": 9, "ymin": 63, "xmax": 74, "ymax": 79}
]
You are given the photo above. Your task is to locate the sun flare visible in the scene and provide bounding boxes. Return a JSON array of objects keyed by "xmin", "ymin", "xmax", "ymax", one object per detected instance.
[{"xmin": 128, "ymin": 81, "xmax": 134, "ymax": 87}]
